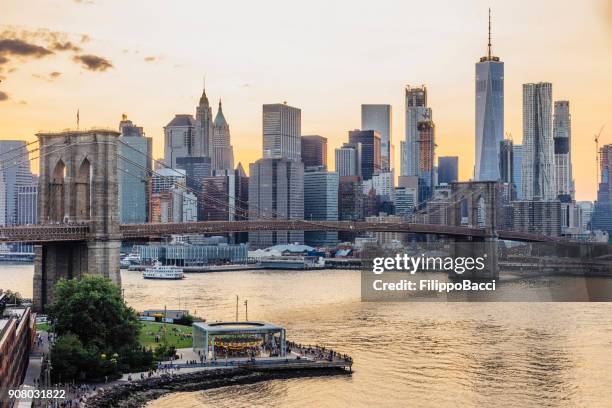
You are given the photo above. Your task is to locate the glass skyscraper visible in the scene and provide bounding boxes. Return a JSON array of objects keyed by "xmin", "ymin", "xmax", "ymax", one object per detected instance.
[
  {"xmin": 475, "ymin": 10, "xmax": 504, "ymax": 181},
  {"xmin": 361, "ymin": 104, "xmax": 392, "ymax": 171},
  {"xmin": 118, "ymin": 116, "xmax": 152, "ymax": 224},
  {"xmin": 522, "ymin": 82, "xmax": 555, "ymax": 200},
  {"xmin": 401, "ymin": 85, "xmax": 431, "ymax": 177}
]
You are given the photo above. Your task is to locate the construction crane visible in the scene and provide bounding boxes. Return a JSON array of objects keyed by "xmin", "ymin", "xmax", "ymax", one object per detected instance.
[{"xmin": 595, "ymin": 125, "xmax": 605, "ymax": 186}]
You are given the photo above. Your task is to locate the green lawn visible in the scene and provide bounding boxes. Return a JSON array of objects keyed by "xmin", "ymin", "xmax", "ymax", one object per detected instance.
[
  {"xmin": 138, "ymin": 321, "xmax": 193, "ymax": 349},
  {"xmin": 36, "ymin": 322, "xmax": 52, "ymax": 332}
]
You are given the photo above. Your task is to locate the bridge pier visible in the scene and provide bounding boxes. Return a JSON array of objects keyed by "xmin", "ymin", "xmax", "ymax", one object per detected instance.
[
  {"xmin": 451, "ymin": 236, "xmax": 499, "ymax": 280},
  {"xmin": 33, "ymin": 129, "xmax": 121, "ymax": 312}
]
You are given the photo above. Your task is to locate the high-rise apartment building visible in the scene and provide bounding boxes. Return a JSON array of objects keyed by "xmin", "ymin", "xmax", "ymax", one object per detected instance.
[
  {"xmin": 475, "ymin": 10, "xmax": 504, "ymax": 181},
  {"xmin": 151, "ymin": 168, "xmax": 186, "ymax": 193},
  {"xmin": 211, "ymin": 100, "xmax": 234, "ymax": 172},
  {"xmin": 361, "ymin": 104, "xmax": 392, "ymax": 171},
  {"xmin": 301, "ymin": 135, "xmax": 327, "ymax": 168},
  {"xmin": 553, "ymin": 101, "xmax": 574, "ymax": 199},
  {"xmin": 522, "ymin": 82, "xmax": 555, "ymax": 200},
  {"xmin": 118, "ymin": 115, "xmax": 152, "ymax": 224},
  {"xmin": 338, "ymin": 176, "xmax": 363, "ymax": 221},
  {"xmin": 16, "ymin": 184, "xmax": 37, "ymax": 225},
  {"xmin": 262, "ymin": 103, "xmax": 301, "ymax": 161},
  {"xmin": 348, "ymin": 130, "xmax": 381, "ymax": 181},
  {"xmin": 437, "ymin": 156, "xmax": 458, "ymax": 185},
  {"xmin": 401, "ymin": 85, "xmax": 431, "ymax": 177}
]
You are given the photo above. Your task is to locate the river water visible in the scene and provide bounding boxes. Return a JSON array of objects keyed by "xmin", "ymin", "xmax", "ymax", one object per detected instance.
[{"xmin": 2, "ymin": 265, "xmax": 611, "ymax": 407}]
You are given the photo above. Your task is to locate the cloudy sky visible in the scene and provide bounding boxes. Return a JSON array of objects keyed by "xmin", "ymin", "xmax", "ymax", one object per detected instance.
[{"xmin": 1, "ymin": 0, "xmax": 611, "ymax": 200}]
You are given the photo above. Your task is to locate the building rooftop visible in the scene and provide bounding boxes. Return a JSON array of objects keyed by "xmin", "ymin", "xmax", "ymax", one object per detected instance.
[
  {"xmin": 193, "ymin": 321, "xmax": 284, "ymax": 335},
  {"xmin": 166, "ymin": 114, "xmax": 195, "ymax": 128}
]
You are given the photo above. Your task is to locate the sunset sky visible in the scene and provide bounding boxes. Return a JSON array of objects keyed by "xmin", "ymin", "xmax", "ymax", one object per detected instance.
[{"xmin": 1, "ymin": 0, "xmax": 611, "ymax": 200}]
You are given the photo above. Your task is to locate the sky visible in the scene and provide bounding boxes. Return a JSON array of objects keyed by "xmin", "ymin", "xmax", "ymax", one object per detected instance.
[{"xmin": 1, "ymin": 0, "xmax": 611, "ymax": 200}]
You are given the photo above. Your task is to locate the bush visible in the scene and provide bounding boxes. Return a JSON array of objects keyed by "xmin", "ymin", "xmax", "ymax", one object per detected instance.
[{"xmin": 174, "ymin": 314, "xmax": 194, "ymax": 326}]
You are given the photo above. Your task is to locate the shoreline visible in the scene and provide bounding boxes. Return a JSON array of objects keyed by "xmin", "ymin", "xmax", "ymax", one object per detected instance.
[{"xmin": 84, "ymin": 367, "xmax": 351, "ymax": 408}]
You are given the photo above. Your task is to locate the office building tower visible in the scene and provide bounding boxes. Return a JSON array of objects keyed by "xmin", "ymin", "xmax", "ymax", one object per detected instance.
[
  {"xmin": 522, "ymin": 82, "xmax": 555, "ymax": 200},
  {"xmin": 17, "ymin": 184, "xmax": 37, "ymax": 225},
  {"xmin": 175, "ymin": 156, "xmax": 212, "ymax": 220},
  {"xmin": 211, "ymin": 100, "xmax": 234, "ymax": 172},
  {"xmin": 364, "ymin": 171, "xmax": 395, "ymax": 201},
  {"xmin": 577, "ymin": 201, "xmax": 594, "ymax": 231},
  {"xmin": 234, "ymin": 163, "xmax": 249, "ymax": 220},
  {"xmin": 512, "ymin": 200, "xmax": 562, "ymax": 236},
  {"xmin": 394, "ymin": 186, "xmax": 417, "ymax": 219},
  {"xmin": 512, "ymin": 144, "xmax": 523, "ymax": 199},
  {"xmin": 438, "ymin": 156, "xmax": 459, "ymax": 184},
  {"xmin": 248, "ymin": 158, "xmax": 304, "ymax": 248},
  {"xmin": 335, "ymin": 143, "xmax": 361, "ymax": 177},
  {"xmin": 304, "ymin": 170, "xmax": 339, "ymax": 246},
  {"xmin": 301, "ymin": 135, "xmax": 328, "ymax": 168},
  {"xmin": 151, "ymin": 168, "xmax": 186, "ymax": 193},
  {"xmin": 118, "ymin": 115, "xmax": 152, "ymax": 224},
  {"xmin": 150, "ymin": 192, "xmax": 173, "ymax": 223},
  {"xmin": 475, "ymin": 9, "xmax": 504, "ymax": 181},
  {"xmin": 262, "ymin": 103, "xmax": 301, "ymax": 161},
  {"xmin": 195, "ymin": 85, "xmax": 213, "ymax": 157},
  {"xmin": 499, "ymin": 140, "xmax": 513, "ymax": 184},
  {"xmin": 202, "ymin": 173, "xmax": 236, "ymax": 221},
  {"xmin": 164, "ymin": 114, "xmax": 196, "ymax": 168},
  {"xmin": 553, "ymin": 101, "xmax": 574, "ymax": 199},
  {"xmin": 348, "ymin": 130, "xmax": 381, "ymax": 181},
  {"xmin": 338, "ymin": 176, "xmax": 363, "ymax": 221},
  {"xmin": 401, "ymin": 85, "xmax": 431, "ymax": 177},
  {"xmin": 417, "ymin": 120, "xmax": 435, "ymax": 204},
  {"xmin": 591, "ymin": 144, "xmax": 612, "ymax": 235},
  {"xmin": 361, "ymin": 104, "xmax": 392, "ymax": 171},
  {"xmin": 0, "ymin": 141, "xmax": 34, "ymax": 226}
]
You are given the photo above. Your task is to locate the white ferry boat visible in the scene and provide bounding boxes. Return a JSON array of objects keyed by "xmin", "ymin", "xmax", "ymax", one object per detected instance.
[
  {"xmin": 123, "ymin": 252, "xmax": 142, "ymax": 265},
  {"xmin": 143, "ymin": 261, "xmax": 184, "ymax": 280}
]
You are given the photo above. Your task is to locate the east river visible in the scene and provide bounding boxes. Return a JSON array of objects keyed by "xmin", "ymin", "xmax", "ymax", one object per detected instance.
[{"xmin": 2, "ymin": 264, "xmax": 612, "ymax": 407}]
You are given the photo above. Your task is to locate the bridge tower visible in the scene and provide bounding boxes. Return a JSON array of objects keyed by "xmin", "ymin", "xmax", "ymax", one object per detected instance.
[
  {"xmin": 449, "ymin": 181, "xmax": 500, "ymax": 279},
  {"xmin": 33, "ymin": 130, "xmax": 121, "ymax": 311}
]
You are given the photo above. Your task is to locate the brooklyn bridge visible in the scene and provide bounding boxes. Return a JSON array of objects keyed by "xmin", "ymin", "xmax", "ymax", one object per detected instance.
[{"xmin": 0, "ymin": 129, "xmax": 590, "ymax": 311}]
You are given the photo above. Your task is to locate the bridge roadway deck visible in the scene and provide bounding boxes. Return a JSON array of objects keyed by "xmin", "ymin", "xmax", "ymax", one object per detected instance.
[{"xmin": 0, "ymin": 221, "xmax": 555, "ymax": 243}]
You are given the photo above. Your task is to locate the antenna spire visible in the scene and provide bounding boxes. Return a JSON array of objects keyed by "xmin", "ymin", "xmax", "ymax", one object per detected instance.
[{"xmin": 488, "ymin": 8, "xmax": 492, "ymax": 59}]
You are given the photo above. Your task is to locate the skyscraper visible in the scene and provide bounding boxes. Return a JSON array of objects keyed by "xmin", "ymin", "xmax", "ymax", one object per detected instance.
[
  {"xmin": 499, "ymin": 140, "xmax": 513, "ymax": 185},
  {"xmin": 301, "ymin": 135, "xmax": 327, "ymax": 168},
  {"xmin": 512, "ymin": 144, "xmax": 523, "ymax": 199},
  {"xmin": 304, "ymin": 169, "xmax": 339, "ymax": 246},
  {"xmin": 262, "ymin": 103, "xmax": 301, "ymax": 161},
  {"xmin": 335, "ymin": 143, "xmax": 361, "ymax": 177},
  {"xmin": 211, "ymin": 100, "xmax": 234, "ymax": 172},
  {"xmin": 0, "ymin": 141, "xmax": 34, "ymax": 226},
  {"xmin": 553, "ymin": 100, "xmax": 574, "ymax": 199},
  {"xmin": 195, "ymin": 85, "xmax": 213, "ymax": 157},
  {"xmin": 437, "ymin": 156, "xmax": 459, "ymax": 184},
  {"xmin": 118, "ymin": 115, "xmax": 152, "ymax": 224},
  {"xmin": 361, "ymin": 104, "xmax": 392, "ymax": 171},
  {"xmin": 591, "ymin": 144, "xmax": 612, "ymax": 235},
  {"xmin": 401, "ymin": 85, "xmax": 431, "ymax": 177},
  {"xmin": 348, "ymin": 130, "xmax": 381, "ymax": 181},
  {"xmin": 176, "ymin": 156, "xmax": 212, "ymax": 220},
  {"xmin": 164, "ymin": 114, "xmax": 196, "ymax": 168},
  {"xmin": 417, "ymin": 120, "xmax": 435, "ymax": 204},
  {"xmin": 17, "ymin": 184, "xmax": 37, "ymax": 225},
  {"xmin": 475, "ymin": 9, "xmax": 504, "ymax": 181},
  {"xmin": 248, "ymin": 158, "xmax": 304, "ymax": 248},
  {"xmin": 522, "ymin": 82, "xmax": 555, "ymax": 200}
]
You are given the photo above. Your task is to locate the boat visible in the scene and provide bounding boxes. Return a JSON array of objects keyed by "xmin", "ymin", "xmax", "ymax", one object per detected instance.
[
  {"xmin": 143, "ymin": 260, "xmax": 184, "ymax": 280},
  {"xmin": 123, "ymin": 251, "xmax": 142, "ymax": 265}
]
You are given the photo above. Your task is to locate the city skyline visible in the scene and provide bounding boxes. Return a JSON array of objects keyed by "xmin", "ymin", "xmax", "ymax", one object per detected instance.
[{"xmin": 1, "ymin": 1, "xmax": 612, "ymax": 200}]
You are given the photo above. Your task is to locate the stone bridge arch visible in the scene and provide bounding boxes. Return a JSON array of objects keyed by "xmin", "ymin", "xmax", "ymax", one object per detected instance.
[{"xmin": 34, "ymin": 130, "xmax": 121, "ymax": 311}]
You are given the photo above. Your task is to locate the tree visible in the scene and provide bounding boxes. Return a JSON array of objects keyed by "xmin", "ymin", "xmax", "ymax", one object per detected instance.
[{"xmin": 48, "ymin": 275, "xmax": 140, "ymax": 352}]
